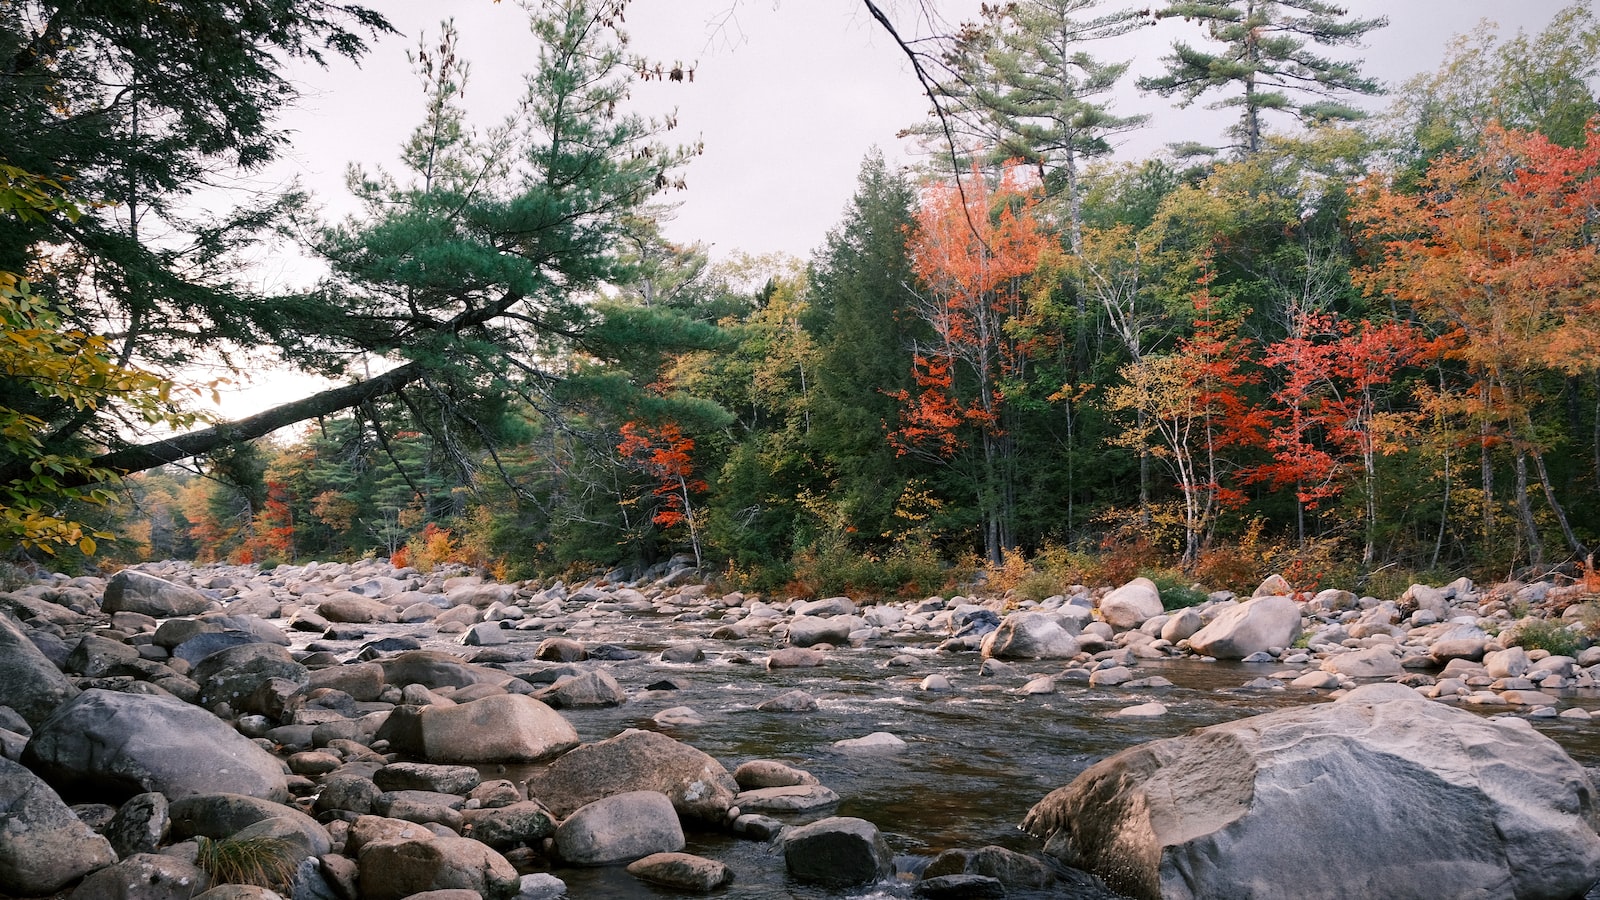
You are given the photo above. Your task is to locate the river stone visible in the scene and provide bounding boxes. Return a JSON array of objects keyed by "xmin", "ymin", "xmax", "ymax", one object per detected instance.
[
  {"xmin": 345, "ymin": 814, "xmax": 440, "ymax": 856},
  {"xmin": 833, "ymin": 732, "xmax": 907, "ymax": 752},
  {"xmin": 733, "ymin": 759, "xmax": 818, "ymax": 790},
  {"xmin": 307, "ymin": 662, "xmax": 385, "ymax": 701},
  {"xmin": 197, "ymin": 654, "xmax": 310, "ymax": 714},
  {"xmin": 625, "ymin": 852, "xmax": 733, "ymax": 891},
  {"xmin": 533, "ymin": 638, "xmax": 587, "ymax": 662},
  {"xmin": 104, "ymin": 792, "xmax": 170, "ymax": 858},
  {"xmin": 0, "ymin": 613, "xmax": 80, "ymax": 727},
  {"xmin": 357, "ymin": 835, "xmax": 519, "ymax": 900},
  {"xmin": 462, "ymin": 801, "xmax": 557, "ymax": 849},
  {"xmin": 552, "ymin": 791, "xmax": 686, "ymax": 865},
  {"xmin": 1022, "ymin": 694, "xmax": 1600, "ymax": 900},
  {"xmin": 788, "ymin": 615, "xmax": 864, "ymax": 648},
  {"xmin": 374, "ymin": 763, "xmax": 480, "ymax": 795},
  {"xmin": 735, "ymin": 784, "xmax": 840, "ymax": 812},
  {"xmin": 1159, "ymin": 607, "xmax": 1203, "ymax": 643},
  {"xmin": 523, "ymin": 728, "xmax": 738, "ymax": 824},
  {"xmin": 1320, "ymin": 645, "xmax": 1403, "ymax": 678},
  {"xmin": 537, "ymin": 670, "xmax": 627, "ymax": 708},
  {"xmin": 377, "ymin": 650, "xmax": 514, "ymax": 691},
  {"xmin": 23, "ymin": 689, "xmax": 289, "ymax": 803},
  {"xmin": 192, "ymin": 887, "xmax": 284, "ymax": 900},
  {"xmin": 0, "ymin": 755, "xmax": 117, "ymax": 893},
  {"xmin": 1099, "ymin": 578, "xmax": 1163, "ymax": 629},
  {"xmin": 103, "ymin": 570, "xmax": 213, "ymax": 617},
  {"xmin": 766, "ymin": 648, "xmax": 824, "ymax": 669},
  {"xmin": 1185, "ymin": 595, "xmax": 1301, "ymax": 660},
  {"xmin": 782, "ymin": 816, "xmax": 894, "ymax": 888},
  {"xmin": 1485, "ymin": 646, "xmax": 1531, "ymax": 679},
  {"xmin": 69, "ymin": 852, "xmax": 210, "ymax": 900},
  {"xmin": 374, "ymin": 694, "xmax": 578, "ymax": 764},
  {"xmin": 316, "ymin": 592, "xmax": 399, "ymax": 625},
  {"xmin": 792, "ymin": 596, "xmax": 855, "ymax": 617},
  {"xmin": 980, "ymin": 611, "xmax": 1080, "ymax": 660},
  {"xmin": 922, "ymin": 844, "xmax": 1053, "ymax": 889},
  {"xmin": 65, "ymin": 633, "xmax": 141, "ymax": 678},
  {"xmin": 756, "ymin": 689, "xmax": 818, "ymax": 711}
]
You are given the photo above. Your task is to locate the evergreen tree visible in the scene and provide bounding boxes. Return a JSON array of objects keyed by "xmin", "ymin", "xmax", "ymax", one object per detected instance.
[{"xmin": 1138, "ymin": 1, "xmax": 1386, "ymax": 154}]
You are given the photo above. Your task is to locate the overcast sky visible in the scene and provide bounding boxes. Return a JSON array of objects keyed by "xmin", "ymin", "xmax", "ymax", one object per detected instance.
[{"xmin": 223, "ymin": 0, "xmax": 1575, "ymax": 415}]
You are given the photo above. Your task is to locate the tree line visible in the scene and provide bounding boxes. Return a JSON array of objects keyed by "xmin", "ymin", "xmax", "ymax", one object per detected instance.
[{"xmin": 4, "ymin": 1, "xmax": 1599, "ymax": 598}]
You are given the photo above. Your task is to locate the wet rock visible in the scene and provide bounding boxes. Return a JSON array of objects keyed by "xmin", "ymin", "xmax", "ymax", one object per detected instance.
[
  {"xmin": 1024, "ymin": 694, "xmax": 1600, "ymax": 900},
  {"xmin": 733, "ymin": 759, "xmax": 818, "ymax": 789},
  {"xmin": 373, "ymin": 763, "xmax": 479, "ymax": 795},
  {"xmin": 735, "ymin": 784, "xmax": 840, "ymax": 812},
  {"xmin": 1320, "ymin": 645, "xmax": 1403, "ymax": 679},
  {"xmin": 536, "ymin": 670, "xmax": 627, "ymax": 709},
  {"xmin": 756, "ymin": 689, "xmax": 817, "ymax": 711},
  {"xmin": 922, "ymin": 844, "xmax": 1052, "ymax": 889},
  {"xmin": 782, "ymin": 816, "xmax": 894, "ymax": 888},
  {"xmin": 523, "ymin": 728, "xmax": 738, "ymax": 824},
  {"xmin": 533, "ymin": 638, "xmax": 586, "ymax": 662},
  {"xmin": 552, "ymin": 791, "xmax": 685, "ymax": 865},
  {"xmin": 23, "ymin": 689, "xmax": 289, "ymax": 803},
  {"xmin": 789, "ymin": 615, "xmax": 865, "ymax": 648},
  {"xmin": 103, "ymin": 570, "xmax": 213, "ymax": 618},
  {"xmin": 914, "ymin": 873, "xmax": 1005, "ymax": 898},
  {"xmin": 0, "ymin": 756, "xmax": 117, "ymax": 894},
  {"xmin": 625, "ymin": 852, "xmax": 733, "ymax": 891},
  {"xmin": 766, "ymin": 648, "xmax": 824, "ymax": 669},
  {"xmin": 833, "ymin": 732, "xmax": 906, "ymax": 753}
]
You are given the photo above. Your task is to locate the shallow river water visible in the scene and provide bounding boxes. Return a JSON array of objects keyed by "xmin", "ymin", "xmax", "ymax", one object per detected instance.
[{"xmin": 303, "ymin": 606, "xmax": 1600, "ymax": 899}]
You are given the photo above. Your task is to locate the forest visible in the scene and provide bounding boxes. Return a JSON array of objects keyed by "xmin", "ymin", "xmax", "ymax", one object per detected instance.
[{"xmin": 4, "ymin": 0, "xmax": 1600, "ymax": 601}]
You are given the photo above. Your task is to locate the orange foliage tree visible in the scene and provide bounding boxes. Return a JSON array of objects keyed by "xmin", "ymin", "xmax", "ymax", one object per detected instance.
[
  {"xmin": 890, "ymin": 163, "xmax": 1052, "ymax": 564},
  {"xmin": 1352, "ymin": 120, "xmax": 1600, "ymax": 563},
  {"xmin": 617, "ymin": 420, "xmax": 707, "ymax": 567}
]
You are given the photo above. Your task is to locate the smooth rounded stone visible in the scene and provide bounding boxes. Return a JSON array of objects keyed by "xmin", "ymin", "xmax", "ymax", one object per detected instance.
[
  {"xmin": 462, "ymin": 801, "xmax": 557, "ymax": 849},
  {"xmin": 374, "ymin": 650, "xmax": 512, "ymax": 692},
  {"xmin": 523, "ymin": 729, "xmax": 738, "ymax": 824},
  {"xmin": 833, "ymin": 732, "xmax": 906, "ymax": 753},
  {"xmin": 1111, "ymin": 702, "xmax": 1168, "ymax": 718},
  {"xmin": 374, "ymin": 694, "xmax": 578, "ymax": 764},
  {"xmin": 1186, "ymin": 596, "xmax": 1301, "ymax": 660},
  {"xmin": 652, "ymin": 706, "xmax": 704, "ymax": 727},
  {"xmin": 1124, "ymin": 676, "xmax": 1175, "ymax": 689},
  {"xmin": 400, "ymin": 684, "xmax": 455, "ymax": 707},
  {"xmin": 65, "ymin": 633, "xmax": 141, "ymax": 678},
  {"xmin": 168, "ymin": 794, "xmax": 327, "ymax": 855},
  {"xmin": 169, "ymin": 629, "xmax": 265, "ymax": 667},
  {"xmin": 734, "ymin": 760, "xmax": 818, "ymax": 790},
  {"xmin": 792, "ymin": 596, "xmax": 856, "ymax": 618},
  {"xmin": 766, "ymin": 648, "xmax": 825, "ymax": 669},
  {"xmin": 914, "ymin": 873, "xmax": 1006, "ymax": 899},
  {"xmin": 192, "ymin": 886, "xmax": 284, "ymax": 900},
  {"xmin": 467, "ymin": 779, "xmax": 522, "ymax": 809},
  {"xmin": 552, "ymin": 790, "xmax": 686, "ymax": 866},
  {"xmin": 921, "ymin": 844, "xmax": 1053, "ymax": 889},
  {"xmin": 514, "ymin": 873, "xmax": 566, "ymax": 900},
  {"xmin": 756, "ymin": 689, "xmax": 818, "ymax": 712},
  {"xmin": 1484, "ymin": 646, "xmax": 1531, "ymax": 679},
  {"xmin": 537, "ymin": 670, "xmax": 627, "ymax": 709},
  {"xmin": 103, "ymin": 570, "xmax": 213, "ymax": 617},
  {"xmin": 1320, "ymin": 645, "xmax": 1404, "ymax": 679},
  {"xmin": 357, "ymin": 836, "xmax": 520, "ymax": 900},
  {"xmin": 198, "ymin": 655, "xmax": 310, "ymax": 716},
  {"xmin": 0, "ymin": 613, "xmax": 81, "ymax": 728},
  {"xmin": 0, "ymin": 755, "xmax": 117, "ymax": 894},
  {"xmin": 659, "ymin": 644, "xmax": 705, "ymax": 663},
  {"xmin": 374, "ymin": 763, "xmax": 481, "ymax": 795},
  {"xmin": 533, "ymin": 638, "xmax": 587, "ymax": 662},
  {"xmin": 1500, "ymin": 689, "xmax": 1562, "ymax": 707},
  {"xmin": 781, "ymin": 816, "xmax": 895, "ymax": 888},
  {"xmin": 1560, "ymin": 708, "xmax": 1593, "ymax": 721},
  {"xmin": 316, "ymin": 593, "xmax": 398, "ymax": 625},
  {"xmin": 377, "ymin": 791, "xmax": 466, "ymax": 830},
  {"xmin": 23, "ymin": 689, "xmax": 288, "ymax": 803},
  {"xmin": 1252, "ymin": 573, "xmax": 1293, "ymax": 597},
  {"xmin": 286, "ymin": 750, "xmax": 341, "ymax": 778},
  {"xmin": 735, "ymin": 784, "xmax": 841, "ymax": 812},
  {"xmin": 303, "ymin": 662, "xmax": 386, "ymax": 702},
  {"xmin": 459, "ymin": 622, "xmax": 507, "ymax": 647},
  {"xmin": 1291, "ymin": 671, "xmax": 1342, "ymax": 690},
  {"xmin": 104, "ymin": 791, "xmax": 171, "ymax": 858},
  {"xmin": 231, "ymin": 812, "xmax": 334, "ymax": 860},
  {"xmin": 732, "ymin": 813, "xmax": 785, "ymax": 841},
  {"xmin": 1098, "ymin": 578, "xmax": 1164, "ymax": 629},
  {"xmin": 919, "ymin": 674, "xmax": 953, "ymax": 692},
  {"xmin": 1020, "ymin": 675, "xmax": 1056, "ymax": 695},
  {"xmin": 1089, "ymin": 666, "xmax": 1133, "ymax": 687},
  {"xmin": 1023, "ymin": 694, "xmax": 1600, "ymax": 900},
  {"xmin": 1159, "ymin": 607, "xmax": 1204, "ymax": 643},
  {"xmin": 69, "ymin": 852, "xmax": 210, "ymax": 900},
  {"xmin": 789, "ymin": 614, "xmax": 866, "ymax": 648},
  {"xmin": 1428, "ymin": 636, "xmax": 1488, "ymax": 664},
  {"xmin": 345, "ymin": 815, "xmax": 441, "ymax": 856},
  {"xmin": 626, "ymin": 852, "xmax": 733, "ymax": 892},
  {"xmin": 980, "ymin": 611, "xmax": 1080, "ymax": 660}
]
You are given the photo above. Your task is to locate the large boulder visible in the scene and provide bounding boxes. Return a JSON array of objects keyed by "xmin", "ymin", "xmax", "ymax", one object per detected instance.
[
  {"xmin": 357, "ymin": 836, "xmax": 520, "ymax": 900},
  {"xmin": 980, "ymin": 611, "xmax": 1080, "ymax": 660},
  {"xmin": 102, "ymin": 570, "xmax": 213, "ymax": 617},
  {"xmin": 376, "ymin": 650, "xmax": 515, "ymax": 691},
  {"xmin": 0, "ymin": 756, "xmax": 117, "ymax": 893},
  {"xmin": 522, "ymin": 728, "xmax": 738, "ymax": 824},
  {"xmin": 68, "ymin": 852, "xmax": 210, "ymax": 900},
  {"xmin": 22, "ymin": 689, "xmax": 289, "ymax": 803},
  {"xmin": 1185, "ymin": 595, "xmax": 1301, "ymax": 659},
  {"xmin": 374, "ymin": 694, "xmax": 577, "ymax": 764},
  {"xmin": 788, "ymin": 615, "xmax": 865, "ymax": 648},
  {"xmin": 316, "ymin": 592, "xmax": 398, "ymax": 625},
  {"xmin": 781, "ymin": 816, "xmax": 895, "ymax": 888},
  {"xmin": 0, "ymin": 613, "xmax": 80, "ymax": 727},
  {"xmin": 551, "ymin": 791, "xmax": 685, "ymax": 866},
  {"xmin": 1022, "ymin": 693, "xmax": 1600, "ymax": 900},
  {"xmin": 1098, "ymin": 578, "xmax": 1164, "ymax": 630}
]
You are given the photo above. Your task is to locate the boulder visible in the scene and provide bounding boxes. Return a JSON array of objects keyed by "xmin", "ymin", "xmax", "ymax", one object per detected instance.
[
  {"xmin": 1185, "ymin": 596, "xmax": 1301, "ymax": 660},
  {"xmin": 357, "ymin": 836, "xmax": 519, "ymax": 900},
  {"xmin": 552, "ymin": 791, "xmax": 686, "ymax": 865},
  {"xmin": 0, "ymin": 613, "xmax": 80, "ymax": 727},
  {"xmin": 68, "ymin": 852, "xmax": 210, "ymax": 900},
  {"xmin": 1098, "ymin": 578, "xmax": 1163, "ymax": 629},
  {"xmin": 1320, "ymin": 645, "xmax": 1403, "ymax": 678},
  {"xmin": 625, "ymin": 852, "xmax": 733, "ymax": 891},
  {"xmin": 23, "ymin": 689, "xmax": 289, "ymax": 803},
  {"xmin": 317, "ymin": 592, "xmax": 398, "ymax": 625},
  {"xmin": 1159, "ymin": 607, "xmax": 1203, "ymax": 643},
  {"xmin": 788, "ymin": 615, "xmax": 864, "ymax": 648},
  {"xmin": 0, "ymin": 756, "xmax": 117, "ymax": 894},
  {"xmin": 523, "ymin": 729, "xmax": 738, "ymax": 824},
  {"xmin": 373, "ymin": 694, "xmax": 578, "ymax": 764},
  {"xmin": 102, "ymin": 570, "xmax": 213, "ymax": 617},
  {"xmin": 462, "ymin": 801, "xmax": 557, "ymax": 850},
  {"xmin": 782, "ymin": 816, "xmax": 895, "ymax": 888},
  {"xmin": 373, "ymin": 763, "xmax": 480, "ymax": 795},
  {"xmin": 377, "ymin": 651, "xmax": 513, "ymax": 691},
  {"xmin": 766, "ymin": 648, "xmax": 824, "ymax": 669},
  {"xmin": 980, "ymin": 611, "xmax": 1080, "ymax": 660},
  {"xmin": 1023, "ymin": 694, "xmax": 1600, "ymax": 900},
  {"xmin": 104, "ymin": 792, "xmax": 170, "ymax": 858},
  {"xmin": 536, "ymin": 670, "xmax": 627, "ymax": 709},
  {"xmin": 733, "ymin": 759, "xmax": 818, "ymax": 790}
]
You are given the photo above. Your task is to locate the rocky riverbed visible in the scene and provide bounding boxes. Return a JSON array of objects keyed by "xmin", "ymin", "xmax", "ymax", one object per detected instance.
[{"xmin": 3, "ymin": 558, "xmax": 1600, "ymax": 899}]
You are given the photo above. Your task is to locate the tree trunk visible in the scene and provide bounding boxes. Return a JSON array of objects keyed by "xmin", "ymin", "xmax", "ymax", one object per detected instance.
[{"xmin": 1513, "ymin": 447, "xmax": 1543, "ymax": 568}]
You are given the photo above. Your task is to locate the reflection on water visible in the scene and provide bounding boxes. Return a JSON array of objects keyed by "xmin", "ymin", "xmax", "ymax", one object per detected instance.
[{"xmin": 318, "ymin": 612, "xmax": 1600, "ymax": 898}]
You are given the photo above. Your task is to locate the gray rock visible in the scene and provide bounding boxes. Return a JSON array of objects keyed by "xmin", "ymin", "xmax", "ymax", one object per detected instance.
[
  {"xmin": 782, "ymin": 816, "xmax": 894, "ymax": 888},
  {"xmin": 1159, "ymin": 607, "xmax": 1203, "ymax": 643},
  {"xmin": 313, "ymin": 773, "xmax": 382, "ymax": 816},
  {"xmin": 68, "ymin": 852, "xmax": 210, "ymax": 900},
  {"xmin": 513, "ymin": 873, "xmax": 566, "ymax": 900},
  {"xmin": 316, "ymin": 593, "xmax": 398, "ymax": 625},
  {"xmin": 733, "ymin": 759, "xmax": 818, "ymax": 790},
  {"xmin": 0, "ymin": 755, "xmax": 117, "ymax": 893},
  {"xmin": 1186, "ymin": 596, "xmax": 1301, "ymax": 660},
  {"xmin": 552, "ymin": 791, "xmax": 685, "ymax": 865},
  {"xmin": 756, "ymin": 689, "xmax": 817, "ymax": 711},
  {"xmin": 523, "ymin": 728, "xmax": 737, "ymax": 824},
  {"xmin": 462, "ymin": 801, "xmax": 556, "ymax": 849},
  {"xmin": 922, "ymin": 844, "xmax": 1053, "ymax": 889},
  {"xmin": 65, "ymin": 633, "xmax": 141, "ymax": 678},
  {"xmin": 788, "ymin": 615, "xmax": 864, "ymax": 648},
  {"xmin": 735, "ymin": 784, "xmax": 840, "ymax": 812},
  {"xmin": 376, "ymin": 651, "xmax": 517, "ymax": 691},
  {"xmin": 980, "ymin": 611, "xmax": 1080, "ymax": 660},
  {"xmin": 356, "ymin": 836, "xmax": 519, "ymax": 900},
  {"xmin": 23, "ymin": 689, "xmax": 289, "ymax": 803},
  {"xmin": 1099, "ymin": 578, "xmax": 1164, "ymax": 629},
  {"xmin": 625, "ymin": 852, "xmax": 733, "ymax": 891},
  {"xmin": 103, "ymin": 570, "xmax": 213, "ymax": 617},
  {"xmin": 536, "ymin": 670, "xmax": 627, "ymax": 709},
  {"xmin": 1320, "ymin": 645, "xmax": 1403, "ymax": 678},
  {"xmin": 766, "ymin": 648, "xmax": 824, "ymax": 669},
  {"xmin": 914, "ymin": 874, "xmax": 1005, "ymax": 898},
  {"xmin": 374, "ymin": 695, "xmax": 578, "ymax": 764},
  {"xmin": 373, "ymin": 763, "xmax": 480, "ymax": 796},
  {"xmin": 1023, "ymin": 695, "xmax": 1600, "ymax": 900},
  {"xmin": 0, "ymin": 613, "xmax": 80, "ymax": 727},
  {"xmin": 105, "ymin": 792, "xmax": 171, "ymax": 858}
]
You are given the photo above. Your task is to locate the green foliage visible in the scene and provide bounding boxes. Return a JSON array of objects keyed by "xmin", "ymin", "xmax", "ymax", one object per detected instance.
[
  {"xmin": 791, "ymin": 536, "xmax": 948, "ymax": 601},
  {"xmin": 1508, "ymin": 619, "xmax": 1582, "ymax": 658},
  {"xmin": 1141, "ymin": 568, "xmax": 1209, "ymax": 609}
]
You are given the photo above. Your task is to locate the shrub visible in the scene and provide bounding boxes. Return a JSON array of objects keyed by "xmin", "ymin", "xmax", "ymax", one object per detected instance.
[
  {"xmin": 1141, "ymin": 567, "xmax": 1208, "ymax": 610},
  {"xmin": 195, "ymin": 835, "xmax": 296, "ymax": 888},
  {"xmin": 1509, "ymin": 619, "xmax": 1582, "ymax": 658}
]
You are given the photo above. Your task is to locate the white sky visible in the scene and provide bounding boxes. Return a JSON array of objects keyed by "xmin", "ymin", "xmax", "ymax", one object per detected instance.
[{"xmin": 216, "ymin": 0, "xmax": 1575, "ymax": 416}]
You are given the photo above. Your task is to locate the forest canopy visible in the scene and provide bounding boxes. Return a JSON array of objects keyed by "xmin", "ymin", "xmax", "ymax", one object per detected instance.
[{"xmin": 4, "ymin": 0, "xmax": 1599, "ymax": 600}]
